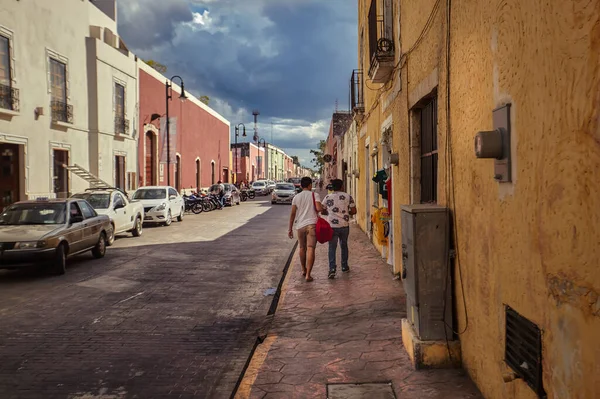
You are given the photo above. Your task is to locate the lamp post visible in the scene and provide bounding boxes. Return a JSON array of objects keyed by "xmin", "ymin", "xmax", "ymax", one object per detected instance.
[
  {"xmin": 258, "ymin": 138, "xmax": 266, "ymax": 179},
  {"xmin": 165, "ymin": 76, "xmax": 187, "ymax": 187},
  {"xmin": 234, "ymin": 123, "xmax": 247, "ymax": 183}
]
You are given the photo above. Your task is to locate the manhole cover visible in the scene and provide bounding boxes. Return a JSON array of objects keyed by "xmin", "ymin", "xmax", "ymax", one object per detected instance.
[{"xmin": 327, "ymin": 382, "xmax": 396, "ymax": 399}]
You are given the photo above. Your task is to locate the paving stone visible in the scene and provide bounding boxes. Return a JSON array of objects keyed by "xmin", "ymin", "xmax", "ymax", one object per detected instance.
[
  {"xmin": 0, "ymin": 201, "xmax": 295, "ymax": 399},
  {"xmin": 243, "ymin": 221, "xmax": 483, "ymax": 399}
]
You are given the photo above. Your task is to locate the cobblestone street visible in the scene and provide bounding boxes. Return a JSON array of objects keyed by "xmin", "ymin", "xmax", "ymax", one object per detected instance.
[{"xmin": 0, "ymin": 199, "xmax": 294, "ymax": 399}]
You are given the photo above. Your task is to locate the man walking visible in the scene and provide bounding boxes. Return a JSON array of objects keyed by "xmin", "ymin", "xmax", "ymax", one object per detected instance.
[
  {"xmin": 321, "ymin": 179, "xmax": 357, "ymax": 279},
  {"xmin": 288, "ymin": 177, "xmax": 322, "ymax": 282}
]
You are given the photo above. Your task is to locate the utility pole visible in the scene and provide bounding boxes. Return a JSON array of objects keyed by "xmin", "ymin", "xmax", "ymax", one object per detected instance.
[
  {"xmin": 252, "ymin": 110, "xmax": 260, "ymax": 178},
  {"xmin": 271, "ymin": 122, "xmax": 273, "ymax": 180}
]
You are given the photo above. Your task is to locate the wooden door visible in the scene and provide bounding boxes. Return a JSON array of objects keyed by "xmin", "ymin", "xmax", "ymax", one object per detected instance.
[
  {"xmin": 145, "ymin": 132, "xmax": 156, "ymax": 185},
  {"xmin": 53, "ymin": 149, "xmax": 69, "ymax": 198},
  {"xmin": 0, "ymin": 143, "xmax": 19, "ymax": 207}
]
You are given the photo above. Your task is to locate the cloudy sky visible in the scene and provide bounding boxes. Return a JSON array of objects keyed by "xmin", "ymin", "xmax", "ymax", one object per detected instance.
[{"xmin": 116, "ymin": 0, "xmax": 357, "ymax": 167}]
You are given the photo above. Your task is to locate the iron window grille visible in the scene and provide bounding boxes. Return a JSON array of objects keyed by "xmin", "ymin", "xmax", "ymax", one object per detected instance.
[
  {"xmin": 0, "ymin": 83, "xmax": 19, "ymax": 112},
  {"xmin": 50, "ymin": 100, "xmax": 73, "ymax": 124},
  {"xmin": 505, "ymin": 306, "xmax": 546, "ymax": 397},
  {"xmin": 115, "ymin": 115, "xmax": 130, "ymax": 135},
  {"xmin": 367, "ymin": 0, "xmax": 395, "ymax": 76},
  {"xmin": 420, "ymin": 96, "xmax": 438, "ymax": 203}
]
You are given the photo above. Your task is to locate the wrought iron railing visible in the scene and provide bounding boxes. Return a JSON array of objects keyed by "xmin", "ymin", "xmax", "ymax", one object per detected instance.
[
  {"xmin": 115, "ymin": 115, "xmax": 130, "ymax": 135},
  {"xmin": 51, "ymin": 100, "xmax": 73, "ymax": 124},
  {"xmin": 350, "ymin": 70, "xmax": 364, "ymax": 112},
  {"xmin": 0, "ymin": 83, "xmax": 19, "ymax": 112}
]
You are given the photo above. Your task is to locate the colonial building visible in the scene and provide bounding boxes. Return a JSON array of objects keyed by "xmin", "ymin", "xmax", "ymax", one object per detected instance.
[
  {"xmin": 231, "ymin": 142, "xmax": 265, "ymax": 183},
  {"xmin": 323, "ymin": 111, "xmax": 352, "ymax": 183},
  {"xmin": 0, "ymin": 0, "xmax": 138, "ymax": 206},
  {"xmin": 351, "ymin": 0, "xmax": 600, "ymax": 397},
  {"xmin": 137, "ymin": 61, "xmax": 230, "ymax": 192},
  {"xmin": 264, "ymin": 143, "xmax": 287, "ymax": 181}
]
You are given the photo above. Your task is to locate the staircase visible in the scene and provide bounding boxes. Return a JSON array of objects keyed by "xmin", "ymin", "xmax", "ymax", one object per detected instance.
[{"xmin": 63, "ymin": 164, "xmax": 112, "ymax": 189}]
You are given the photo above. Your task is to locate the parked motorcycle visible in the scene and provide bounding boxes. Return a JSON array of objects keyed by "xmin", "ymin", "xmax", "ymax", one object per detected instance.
[
  {"xmin": 207, "ymin": 194, "xmax": 223, "ymax": 210},
  {"xmin": 240, "ymin": 189, "xmax": 248, "ymax": 202},
  {"xmin": 183, "ymin": 193, "xmax": 203, "ymax": 214},
  {"xmin": 246, "ymin": 189, "xmax": 256, "ymax": 199}
]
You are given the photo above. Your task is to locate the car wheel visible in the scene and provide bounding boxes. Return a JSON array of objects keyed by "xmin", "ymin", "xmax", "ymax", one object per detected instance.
[
  {"xmin": 165, "ymin": 210, "xmax": 172, "ymax": 226},
  {"xmin": 107, "ymin": 223, "xmax": 115, "ymax": 246},
  {"xmin": 52, "ymin": 243, "xmax": 67, "ymax": 275},
  {"xmin": 92, "ymin": 232, "xmax": 107, "ymax": 259},
  {"xmin": 177, "ymin": 207, "xmax": 184, "ymax": 222},
  {"xmin": 132, "ymin": 217, "xmax": 143, "ymax": 237}
]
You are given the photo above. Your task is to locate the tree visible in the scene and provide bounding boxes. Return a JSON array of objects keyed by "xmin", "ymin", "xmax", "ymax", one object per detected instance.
[
  {"xmin": 199, "ymin": 95, "xmax": 210, "ymax": 105},
  {"xmin": 291, "ymin": 155, "xmax": 300, "ymax": 165},
  {"xmin": 144, "ymin": 59, "xmax": 167, "ymax": 74},
  {"xmin": 310, "ymin": 140, "xmax": 327, "ymax": 174}
]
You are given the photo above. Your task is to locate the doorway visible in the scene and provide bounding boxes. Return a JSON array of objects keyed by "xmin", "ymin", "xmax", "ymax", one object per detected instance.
[
  {"xmin": 365, "ymin": 145, "xmax": 370, "ymax": 232},
  {"xmin": 195, "ymin": 159, "xmax": 201, "ymax": 191},
  {"xmin": 175, "ymin": 154, "xmax": 182, "ymax": 191},
  {"xmin": 0, "ymin": 143, "xmax": 20, "ymax": 207},
  {"xmin": 222, "ymin": 168, "xmax": 229, "ymax": 183},
  {"xmin": 115, "ymin": 155, "xmax": 125, "ymax": 190},
  {"xmin": 211, "ymin": 162, "xmax": 215, "ymax": 184},
  {"xmin": 145, "ymin": 131, "xmax": 157, "ymax": 185},
  {"xmin": 53, "ymin": 149, "xmax": 69, "ymax": 198}
]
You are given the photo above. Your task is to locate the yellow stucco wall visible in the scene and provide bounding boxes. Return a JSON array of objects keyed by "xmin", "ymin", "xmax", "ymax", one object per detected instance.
[{"xmin": 356, "ymin": 0, "xmax": 600, "ymax": 397}]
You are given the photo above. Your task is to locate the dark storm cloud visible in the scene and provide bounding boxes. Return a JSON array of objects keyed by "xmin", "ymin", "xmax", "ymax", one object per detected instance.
[
  {"xmin": 117, "ymin": 0, "xmax": 356, "ymax": 164},
  {"xmin": 118, "ymin": 0, "xmax": 193, "ymax": 51}
]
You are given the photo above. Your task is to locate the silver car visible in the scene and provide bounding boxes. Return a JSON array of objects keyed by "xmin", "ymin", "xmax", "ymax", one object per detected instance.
[
  {"xmin": 271, "ymin": 183, "xmax": 297, "ymax": 204},
  {"xmin": 252, "ymin": 181, "xmax": 269, "ymax": 196},
  {"xmin": 0, "ymin": 199, "xmax": 112, "ymax": 275}
]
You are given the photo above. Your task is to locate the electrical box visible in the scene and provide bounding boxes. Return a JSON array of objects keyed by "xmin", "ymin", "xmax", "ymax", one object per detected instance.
[{"xmin": 401, "ymin": 204, "xmax": 453, "ymax": 341}]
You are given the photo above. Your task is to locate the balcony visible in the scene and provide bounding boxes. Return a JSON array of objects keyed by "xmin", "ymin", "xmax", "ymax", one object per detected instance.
[
  {"xmin": 368, "ymin": 13, "xmax": 395, "ymax": 84},
  {"xmin": 115, "ymin": 115, "xmax": 130, "ymax": 135},
  {"xmin": 0, "ymin": 83, "xmax": 20, "ymax": 112},
  {"xmin": 350, "ymin": 69, "xmax": 365, "ymax": 113},
  {"xmin": 51, "ymin": 100, "xmax": 73, "ymax": 124}
]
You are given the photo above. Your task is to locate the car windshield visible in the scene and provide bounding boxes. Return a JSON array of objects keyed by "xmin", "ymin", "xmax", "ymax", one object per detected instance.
[
  {"xmin": 276, "ymin": 184, "xmax": 295, "ymax": 190},
  {"xmin": 0, "ymin": 203, "xmax": 66, "ymax": 225},
  {"xmin": 289, "ymin": 178, "xmax": 301, "ymax": 184},
  {"xmin": 253, "ymin": 182, "xmax": 265, "ymax": 187},
  {"xmin": 223, "ymin": 185, "xmax": 233, "ymax": 192},
  {"xmin": 133, "ymin": 189, "xmax": 166, "ymax": 200},
  {"xmin": 72, "ymin": 193, "xmax": 111, "ymax": 209}
]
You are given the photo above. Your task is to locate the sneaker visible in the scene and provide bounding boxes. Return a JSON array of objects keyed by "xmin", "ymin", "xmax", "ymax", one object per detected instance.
[
  {"xmin": 342, "ymin": 267, "xmax": 350, "ymax": 273},
  {"xmin": 328, "ymin": 270, "xmax": 336, "ymax": 279}
]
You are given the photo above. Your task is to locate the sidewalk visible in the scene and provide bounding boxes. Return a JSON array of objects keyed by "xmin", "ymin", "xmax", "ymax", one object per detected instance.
[{"xmin": 236, "ymin": 223, "xmax": 482, "ymax": 399}]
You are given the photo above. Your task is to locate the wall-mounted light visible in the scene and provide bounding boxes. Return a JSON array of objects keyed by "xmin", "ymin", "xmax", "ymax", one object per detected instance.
[{"xmin": 474, "ymin": 104, "xmax": 512, "ymax": 182}]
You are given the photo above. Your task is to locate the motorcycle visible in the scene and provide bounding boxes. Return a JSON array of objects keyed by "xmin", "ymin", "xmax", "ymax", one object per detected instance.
[
  {"xmin": 207, "ymin": 193, "xmax": 223, "ymax": 210},
  {"xmin": 183, "ymin": 193, "xmax": 203, "ymax": 214},
  {"xmin": 240, "ymin": 189, "xmax": 248, "ymax": 202},
  {"xmin": 246, "ymin": 188, "xmax": 256, "ymax": 199}
]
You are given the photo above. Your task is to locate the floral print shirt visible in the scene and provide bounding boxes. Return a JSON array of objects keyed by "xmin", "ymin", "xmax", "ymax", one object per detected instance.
[{"xmin": 321, "ymin": 191, "xmax": 356, "ymax": 228}]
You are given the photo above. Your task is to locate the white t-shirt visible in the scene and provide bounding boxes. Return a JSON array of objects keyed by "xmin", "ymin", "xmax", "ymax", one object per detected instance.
[{"xmin": 292, "ymin": 190, "xmax": 320, "ymax": 230}]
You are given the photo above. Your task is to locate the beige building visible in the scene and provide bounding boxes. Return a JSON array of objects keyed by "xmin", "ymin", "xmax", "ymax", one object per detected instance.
[
  {"xmin": 351, "ymin": 0, "xmax": 600, "ymax": 398},
  {"xmin": 0, "ymin": 0, "xmax": 137, "ymax": 207}
]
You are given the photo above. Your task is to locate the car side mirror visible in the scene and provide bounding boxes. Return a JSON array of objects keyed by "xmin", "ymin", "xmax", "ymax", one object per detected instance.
[
  {"xmin": 71, "ymin": 215, "xmax": 84, "ymax": 224},
  {"xmin": 169, "ymin": 195, "xmax": 177, "ymax": 201}
]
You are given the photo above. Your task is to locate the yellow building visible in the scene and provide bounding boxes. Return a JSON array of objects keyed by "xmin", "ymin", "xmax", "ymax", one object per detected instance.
[{"xmin": 353, "ymin": 0, "xmax": 600, "ymax": 398}]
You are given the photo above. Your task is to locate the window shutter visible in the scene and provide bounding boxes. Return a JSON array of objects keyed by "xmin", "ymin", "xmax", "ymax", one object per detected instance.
[
  {"xmin": 112, "ymin": 82, "xmax": 116, "ymax": 113},
  {"xmin": 65, "ymin": 63, "xmax": 70, "ymax": 101},
  {"xmin": 124, "ymin": 85, "xmax": 127, "ymax": 116},
  {"xmin": 8, "ymin": 36, "xmax": 15, "ymax": 83},
  {"xmin": 384, "ymin": 0, "xmax": 393, "ymax": 41},
  {"xmin": 46, "ymin": 56, "xmax": 51, "ymax": 94}
]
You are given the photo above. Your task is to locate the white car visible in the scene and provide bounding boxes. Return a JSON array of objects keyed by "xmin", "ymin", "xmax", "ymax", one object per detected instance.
[
  {"xmin": 271, "ymin": 183, "xmax": 296, "ymax": 204},
  {"xmin": 252, "ymin": 181, "xmax": 270, "ymax": 196},
  {"xmin": 72, "ymin": 189, "xmax": 144, "ymax": 245},
  {"xmin": 132, "ymin": 186, "xmax": 185, "ymax": 226},
  {"xmin": 266, "ymin": 180, "xmax": 276, "ymax": 192}
]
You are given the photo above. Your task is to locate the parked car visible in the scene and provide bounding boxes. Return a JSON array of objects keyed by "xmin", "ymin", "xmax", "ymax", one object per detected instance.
[
  {"xmin": 266, "ymin": 180, "xmax": 276, "ymax": 192},
  {"xmin": 0, "ymin": 198, "xmax": 112, "ymax": 275},
  {"xmin": 271, "ymin": 183, "xmax": 297, "ymax": 204},
  {"xmin": 223, "ymin": 184, "xmax": 241, "ymax": 206},
  {"xmin": 252, "ymin": 181, "xmax": 269, "ymax": 196},
  {"xmin": 132, "ymin": 186, "xmax": 185, "ymax": 226},
  {"xmin": 72, "ymin": 188, "xmax": 144, "ymax": 245}
]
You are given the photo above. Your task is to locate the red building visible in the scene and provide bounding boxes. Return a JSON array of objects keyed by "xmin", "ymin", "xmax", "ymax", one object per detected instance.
[
  {"xmin": 231, "ymin": 142, "xmax": 266, "ymax": 183},
  {"xmin": 137, "ymin": 61, "xmax": 230, "ymax": 192}
]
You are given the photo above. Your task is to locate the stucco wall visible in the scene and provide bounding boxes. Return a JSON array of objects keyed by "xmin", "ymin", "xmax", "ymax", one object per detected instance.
[
  {"xmin": 0, "ymin": 0, "xmax": 94, "ymax": 199},
  {"xmin": 138, "ymin": 64, "xmax": 230, "ymax": 190},
  {"xmin": 356, "ymin": 0, "xmax": 600, "ymax": 397}
]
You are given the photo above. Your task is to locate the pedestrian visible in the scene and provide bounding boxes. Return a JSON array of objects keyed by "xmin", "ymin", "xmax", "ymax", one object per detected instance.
[
  {"xmin": 288, "ymin": 176, "xmax": 322, "ymax": 282},
  {"xmin": 321, "ymin": 179, "xmax": 357, "ymax": 279}
]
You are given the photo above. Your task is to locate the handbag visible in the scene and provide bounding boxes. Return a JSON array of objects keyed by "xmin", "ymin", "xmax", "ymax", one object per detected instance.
[{"xmin": 313, "ymin": 192, "xmax": 333, "ymax": 244}]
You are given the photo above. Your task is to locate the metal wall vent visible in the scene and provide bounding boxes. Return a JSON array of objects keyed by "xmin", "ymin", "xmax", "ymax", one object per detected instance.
[{"xmin": 505, "ymin": 306, "xmax": 546, "ymax": 398}]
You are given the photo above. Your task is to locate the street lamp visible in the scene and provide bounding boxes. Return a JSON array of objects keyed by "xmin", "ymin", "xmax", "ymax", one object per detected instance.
[
  {"xmin": 165, "ymin": 75, "xmax": 187, "ymax": 186},
  {"xmin": 258, "ymin": 138, "xmax": 266, "ymax": 179},
  {"xmin": 234, "ymin": 123, "xmax": 247, "ymax": 183}
]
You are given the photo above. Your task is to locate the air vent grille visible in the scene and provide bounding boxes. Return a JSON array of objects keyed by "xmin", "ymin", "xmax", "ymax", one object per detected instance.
[{"xmin": 505, "ymin": 305, "xmax": 546, "ymax": 398}]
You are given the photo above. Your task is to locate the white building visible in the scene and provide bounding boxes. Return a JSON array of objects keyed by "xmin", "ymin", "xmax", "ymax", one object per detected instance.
[{"xmin": 0, "ymin": 0, "xmax": 137, "ymax": 207}]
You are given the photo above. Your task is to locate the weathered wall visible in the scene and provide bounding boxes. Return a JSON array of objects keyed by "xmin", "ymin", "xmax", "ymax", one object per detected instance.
[{"xmin": 447, "ymin": 1, "xmax": 600, "ymax": 398}]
